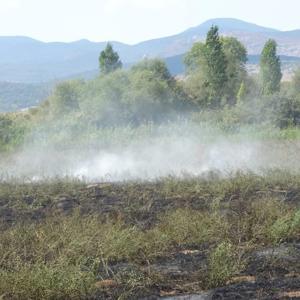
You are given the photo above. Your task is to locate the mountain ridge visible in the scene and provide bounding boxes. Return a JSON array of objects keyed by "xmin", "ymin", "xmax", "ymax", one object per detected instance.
[{"xmin": 1, "ymin": 18, "xmax": 300, "ymax": 83}]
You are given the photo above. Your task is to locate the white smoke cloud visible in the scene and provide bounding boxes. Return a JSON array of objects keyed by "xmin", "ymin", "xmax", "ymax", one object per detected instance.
[{"xmin": 2, "ymin": 127, "xmax": 298, "ymax": 182}]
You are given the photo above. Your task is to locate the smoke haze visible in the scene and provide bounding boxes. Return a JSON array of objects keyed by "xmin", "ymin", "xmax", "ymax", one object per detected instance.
[{"xmin": 1, "ymin": 122, "xmax": 299, "ymax": 182}]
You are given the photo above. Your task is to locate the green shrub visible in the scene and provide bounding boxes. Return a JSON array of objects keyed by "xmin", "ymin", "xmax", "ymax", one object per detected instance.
[
  {"xmin": 268, "ymin": 209, "xmax": 300, "ymax": 243},
  {"xmin": 0, "ymin": 263, "xmax": 95, "ymax": 300},
  {"xmin": 208, "ymin": 241, "xmax": 242, "ymax": 287},
  {"xmin": 159, "ymin": 209, "xmax": 228, "ymax": 246}
]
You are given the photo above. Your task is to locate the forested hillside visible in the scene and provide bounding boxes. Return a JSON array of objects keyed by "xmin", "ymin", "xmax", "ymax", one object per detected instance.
[{"xmin": 0, "ymin": 82, "xmax": 52, "ymax": 112}]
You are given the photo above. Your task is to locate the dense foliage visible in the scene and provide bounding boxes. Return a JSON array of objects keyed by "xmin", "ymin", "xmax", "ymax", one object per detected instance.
[
  {"xmin": 260, "ymin": 39, "xmax": 282, "ymax": 95},
  {"xmin": 184, "ymin": 32, "xmax": 248, "ymax": 107},
  {"xmin": 99, "ymin": 43, "xmax": 123, "ymax": 74},
  {"xmin": 1, "ymin": 28, "xmax": 300, "ymax": 152}
]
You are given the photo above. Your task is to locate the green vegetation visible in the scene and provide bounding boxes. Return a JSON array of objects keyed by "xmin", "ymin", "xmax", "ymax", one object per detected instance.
[
  {"xmin": 208, "ymin": 241, "xmax": 241, "ymax": 287},
  {"xmin": 260, "ymin": 39, "xmax": 282, "ymax": 95},
  {"xmin": 184, "ymin": 28, "xmax": 247, "ymax": 107},
  {"xmin": 0, "ymin": 172, "xmax": 299, "ymax": 298},
  {"xmin": 0, "ymin": 81, "xmax": 51, "ymax": 112},
  {"xmin": 99, "ymin": 43, "xmax": 123, "ymax": 74},
  {"xmin": 0, "ymin": 26, "xmax": 300, "ymax": 153},
  {"xmin": 201, "ymin": 25, "xmax": 228, "ymax": 105},
  {"xmin": 0, "ymin": 26, "xmax": 300, "ymax": 299}
]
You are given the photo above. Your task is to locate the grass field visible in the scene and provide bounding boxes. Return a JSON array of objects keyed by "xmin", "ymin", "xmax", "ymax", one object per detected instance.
[{"xmin": 0, "ymin": 171, "xmax": 299, "ymax": 299}]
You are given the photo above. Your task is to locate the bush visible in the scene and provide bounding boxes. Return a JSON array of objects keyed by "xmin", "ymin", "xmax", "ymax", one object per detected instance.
[
  {"xmin": 159, "ymin": 208, "xmax": 228, "ymax": 246},
  {"xmin": 0, "ymin": 263, "xmax": 95, "ymax": 299},
  {"xmin": 268, "ymin": 209, "xmax": 300, "ymax": 243},
  {"xmin": 208, "ymin": 241, "xmax": 243, "ymax": 287}
]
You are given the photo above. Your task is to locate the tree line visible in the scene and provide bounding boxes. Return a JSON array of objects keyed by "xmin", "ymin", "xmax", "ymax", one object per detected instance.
[
  {"xmin": 99, "ymin": 26, "xmax": 283, "ymax": 107},
  {"xmin": 0, "ymin": 25, "xmax": 299, "ymax": 151},
  {"xmin": 94, "ymin": 25, "xmax": 297, "ymax": 128}
]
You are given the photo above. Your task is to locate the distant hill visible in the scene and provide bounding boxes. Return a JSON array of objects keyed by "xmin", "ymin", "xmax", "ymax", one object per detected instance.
[
  {"xmin": 2, "ymin": 53, "xmax": 300, "ymax": 113},
  {"xmin": 1, "ymin": 18, "xmax": 300, "ymax": 83},
  {"xmin": 163, "ymin": 54, "xmax": 300, "ymax": 78},
  {"xmin": 0, "ymin": 81, "xmax": 52, "ymax": 112},
  {"xmin": 2, "ymin": 18, "xmax": 300, "ymax": 112}
]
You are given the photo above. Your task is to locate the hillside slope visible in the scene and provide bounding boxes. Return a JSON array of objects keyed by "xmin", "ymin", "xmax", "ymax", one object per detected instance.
[{"xmin": 1, "ymin": 18, "xmax": 300, "ymax": 83}]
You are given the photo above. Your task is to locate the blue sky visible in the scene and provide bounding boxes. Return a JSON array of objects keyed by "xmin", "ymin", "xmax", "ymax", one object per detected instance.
[{"xmin": 0, "ymin": 0, "xmax": 299, "ymax": 44}]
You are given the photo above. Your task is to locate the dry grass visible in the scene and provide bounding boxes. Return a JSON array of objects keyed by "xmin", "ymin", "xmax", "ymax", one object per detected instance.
[{"xmin": 0, "ymin": 171, "xmax": 299, "ymax": 299}]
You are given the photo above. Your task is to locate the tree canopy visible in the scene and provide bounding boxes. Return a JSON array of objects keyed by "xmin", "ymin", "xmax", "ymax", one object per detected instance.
[
  {"xmin": 204, "ymin": 25, "xmax": 228, "ymax": 104},
  {"xmin": 99, "ymin": 43, "xmax": 122, "ymax": 74},
  {"xmin": 259, "ymin": 39, "xmax": 282, "ymax": 95},
  {"xmin": 184, "ymin": 29, "xmax": 247, "ymax": 107}
]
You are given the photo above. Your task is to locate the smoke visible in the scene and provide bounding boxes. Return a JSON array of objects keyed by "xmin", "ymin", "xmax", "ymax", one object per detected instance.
[
  {"xmin": 71, "ymin": 139, "xmax": 300, "ymax": 181},
  {"xmin": 1, "ymin": 122, "xmax": 299, "ymax": 182},
  {"xmin": 72, "ymin": 139, "xmax": 255, "ymax": 180}
]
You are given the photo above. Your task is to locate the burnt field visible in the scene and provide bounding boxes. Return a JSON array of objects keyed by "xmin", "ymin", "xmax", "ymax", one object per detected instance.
[{"xmin": 0, "ymin": 171, "xmax": 299, "ymax": 299}]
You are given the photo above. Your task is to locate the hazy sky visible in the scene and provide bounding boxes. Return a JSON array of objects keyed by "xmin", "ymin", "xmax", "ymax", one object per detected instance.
[{"xmin": 0, "ymin": 0, "xmax": 299, "ymax": 44}]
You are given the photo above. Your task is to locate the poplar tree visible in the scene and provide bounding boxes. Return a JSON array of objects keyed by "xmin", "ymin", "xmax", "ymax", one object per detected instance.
[
  {"xmin": 260, "ymin": 39, "xmax": 282, "ymax": 95},
  {"xmin": 204, "ymin": 25, "xmax": 228, "ymax": 105}
]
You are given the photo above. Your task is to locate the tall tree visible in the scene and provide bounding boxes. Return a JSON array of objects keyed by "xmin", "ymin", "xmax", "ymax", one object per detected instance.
[
  {"xmin": 99, "ymin": 43, "xmax": 122, "ymax": 74},
  {"xmin": 184, "ymin": 26, "xmax": 228, "ymax": 107},
  {"xmin": 204, "ymin": 26, "xmax": 228, "ymax": 105},
  {"xmin": 260, "ymin": 39, "xmax": 282, "ymax": 95},
  {"xmin": 221, "ymin": 37, "xmax": 247, "ymax": 104},
  {"xmin": 185, "ymin": 28, "xmax": 249, "ymax": 107}
]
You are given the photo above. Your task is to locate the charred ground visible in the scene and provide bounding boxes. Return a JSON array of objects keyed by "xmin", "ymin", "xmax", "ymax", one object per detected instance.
[{"xmin": 0, "ymin": 171, "xmax": 299, "ymax": 299}]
